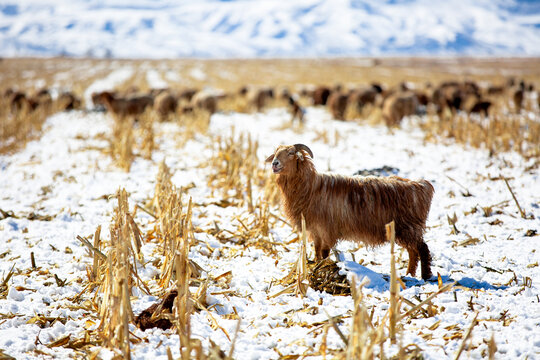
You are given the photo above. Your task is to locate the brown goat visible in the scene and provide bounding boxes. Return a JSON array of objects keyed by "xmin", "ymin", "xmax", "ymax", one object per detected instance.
[
  {"xmin": 382, "ymin": 92, "xmax": 419, "ymax": 127},
  {"xmin": 266, "ymin": 144, "xmax": 434, "ymax": 280},
  {"xmin": 513, "ymin": 88, "xmax": 524, "ymax": 113},
  {"xmin": 327, "ymin": 92, "xmax": 349, "ymax": 120},
  {"xmin": 348, "ymin": 85, "xmax": 382, "ymax": 113},
  {"xmin": 178, "ymin": 88, "xmax": 198, "ymax": 102},
  {"xmin": 191, "ymin": 91, "xmax": 220, "ymax": 114},
  {"xmin": 153, "ymin": 91, "xmax": 178, "ymax": 120},
  {"xmin": 248, "ymin": 87, "xmax": 274, "ymax": 112},
  {"xmin": 100, "ymin": 91, "xmax": 154, "ymax": 118},
  {"xmin": 58, "ymin": 92, "xmax": 82, "ymax": 111},
  {"xmin": 9, "ymin": 91, "xmax": 29, "ymax": 113},
  {"xmin": 312, "ymin": 86, "xmax": 331, "ymax": 106},
  {"xmin": 285, "ymin": 95, "xmax": 304, "ymax": 124},
  {"xmin": 91, "ymin": 91, "xmax": 112, "ymax": 110},
  {"xmin": 468, "ymin": 100, "xmax": 491, "ymax": 117},
  {"xmin": 28, "ymin": 89, "xmax": 53, "ymax": 112}
]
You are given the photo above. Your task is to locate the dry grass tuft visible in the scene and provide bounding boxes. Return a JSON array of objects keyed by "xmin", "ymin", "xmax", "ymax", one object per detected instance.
[
  {"xmin": 218, "ymin": 94, "xmax": 249, "ymax": 114},
  {"xmin": 387, "ymin": 221, "xmax": 400, "ymax": 344},
  {"xmin": 204, "ymin": 130, "xmax": 281, "ymax": 222},
  {"xmin": 137, "ymin": 161, "xmax": 233, "ymax": 359},
  {"xmin": 174, "ymin": 234, "xmax": 193, "ymax": 357},
  {"xmin": 421, "ymin": 112, "xmax": 540, "ymax": 160},
  {"xmin": 149, "ymin": 161, "xmax": 201, "ymax": 290},
  {"xmin": 339, "ymin": 279, "xmax": 388, "ymax": 360},
  {"xmin": 0, "ymin": 97, "xmax": 61, "ymax": 154},
  {"xmin": 176, "ymin": 109, "xmax": 212, "ymax": 147},
  {"xmin": 109, "ymin": 117, "xmax": 135, "ymax": 171},
  {"xmin": 205, "ymin": 131, "xmax": 259, "ymax": 204},
  {"xmin": 137, "ymin": 109, "xmax": 157, "ymax": 160}
]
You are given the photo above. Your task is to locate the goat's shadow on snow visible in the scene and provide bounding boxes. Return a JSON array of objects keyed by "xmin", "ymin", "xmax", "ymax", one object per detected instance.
[{"xmin": 340, "ymin": 261, "xmax": 508, "ymax": 292}]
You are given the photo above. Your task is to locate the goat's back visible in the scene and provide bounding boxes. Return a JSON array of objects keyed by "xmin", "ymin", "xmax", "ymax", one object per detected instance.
[{"xmin": 299, "ymin": 173, "xmax": 434, "ymax": 246}]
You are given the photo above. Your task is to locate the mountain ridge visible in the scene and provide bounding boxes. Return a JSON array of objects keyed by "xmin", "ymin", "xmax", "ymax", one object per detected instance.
[{"xmin": 1, "ymin": 0, "xmax": 539, "ymax": 58}]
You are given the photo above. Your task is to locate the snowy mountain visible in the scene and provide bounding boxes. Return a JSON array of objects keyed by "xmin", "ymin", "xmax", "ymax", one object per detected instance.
[{"xmin": 1, "ymin": 0, "xmax": 539, "ymax": 58}]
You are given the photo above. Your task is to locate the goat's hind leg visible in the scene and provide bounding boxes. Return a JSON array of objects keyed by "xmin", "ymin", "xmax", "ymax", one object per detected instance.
[
  {"xmin": 405, "ymin": 242, "xmax": 433, "ymax": 280},
  {"xmin": 405, "ymin": 247, "xmax": 419, "ymax": 277},
  {"xmin": 396, "ymin": 232, "xmax": 420, "ymax": 277},
  {"xmin": 418, "ymin": 241, "xmax": 433, "ymax": 280},
  {"xmin": 399, "ymin": 230, "xmax": 432, "ymax": 280}
]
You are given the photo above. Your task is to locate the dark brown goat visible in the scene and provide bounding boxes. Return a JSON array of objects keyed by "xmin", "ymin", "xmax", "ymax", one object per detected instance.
[
  {"xmin": 249, "ymin": 87, "xmax": 274, "ymax": 112},
  {"xmin": 312, "ymin": 86, "xmax": 331, "ymax": 106},
  {"xmin": 468, "ymin": 100, "xmax": 491, "ymax": 117},
  {"xmin": 9, "ymin": 91, "xmax": 29, "ymax": 113},
  {"xmin": 513, "ymin": 88, "xmax": 524, "ymax": 113},
  {"xmin": 9, "ymin": 89, "xmax": 52, "ymax": 113},
  {"xmin": 266, "ymin": 144, "xmax": 434, "ymax": 280},
  {"xmin": 100, "ymin": 91, "xmax": 154, "ymax": 118},
  {"xmin": 28, "ymin": 89, "xmax": 53, "ymax": 112},
  {"xmin": 153, "ymin": 91, "xmax": 178, "ymax": 120},
  {"xmin": 348, "ymin": 85, "xmax": 382, "ymax": 113},
  {"xmin": 431, "ymin": 81, "xmax": 481, "ymax": 117}
]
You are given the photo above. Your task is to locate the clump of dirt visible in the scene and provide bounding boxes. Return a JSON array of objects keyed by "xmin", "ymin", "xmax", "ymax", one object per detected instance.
[{"xmin": 135, "ymin": 290, "xmax": 178, "ymax": 331}]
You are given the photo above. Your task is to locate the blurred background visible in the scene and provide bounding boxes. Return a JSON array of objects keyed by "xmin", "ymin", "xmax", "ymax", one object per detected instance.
[{"xmin": 1, "ymin": 0, "xmax": 539, "ymax": 59}]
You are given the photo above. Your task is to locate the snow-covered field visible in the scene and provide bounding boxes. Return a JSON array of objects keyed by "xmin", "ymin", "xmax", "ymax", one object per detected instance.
[
  {"xmin": 1, "ymin": 66, "xmax": 539, "ymax": 359},
  {"xmin": 1, "ymin": 0, "xmax": 540, "ymax": 58}
]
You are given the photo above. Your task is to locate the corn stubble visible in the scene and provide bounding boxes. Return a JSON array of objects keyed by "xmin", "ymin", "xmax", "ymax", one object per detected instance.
[
  {"xmin": 145, "ymin": 161, "xmax": 230, "ymax": 359},
  {"xmin": 73, "ymin": 163, "xmax": 226, "ymax": 358},
  {"xmin": 97, "ymin": 189, "xmax": 150, "ymax": 358},
  {"xmin": 203, "ymin": 131, "xmax": 281, "ymax": 253},
  {"xmin": 420, "ymin": 112, "xmax": 539, "ymax": 159}
]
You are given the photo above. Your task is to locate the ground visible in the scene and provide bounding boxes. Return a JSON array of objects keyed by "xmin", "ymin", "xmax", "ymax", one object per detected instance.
[{"xmin": 0, "ymin": 58, "xmax": 539, "ymax": 359}]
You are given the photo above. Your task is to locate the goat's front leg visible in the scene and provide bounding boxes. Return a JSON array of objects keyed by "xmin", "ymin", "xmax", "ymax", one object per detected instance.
[{"xmin": 311, "ymin": 234, "xmax": 331, "ymax": 260}]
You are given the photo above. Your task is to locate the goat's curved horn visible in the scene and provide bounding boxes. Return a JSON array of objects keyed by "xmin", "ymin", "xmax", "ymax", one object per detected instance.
[{"xmin": 294, "ymin": 144, "xmax": 314, "ymax": 159}]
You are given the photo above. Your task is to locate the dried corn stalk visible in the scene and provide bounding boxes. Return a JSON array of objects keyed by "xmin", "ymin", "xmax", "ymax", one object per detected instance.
[{"xmin": 98, "ymin": 190, "xmax": 138, "ymax": 359}]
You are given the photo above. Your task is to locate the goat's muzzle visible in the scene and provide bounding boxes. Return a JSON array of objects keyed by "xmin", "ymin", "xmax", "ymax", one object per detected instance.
[{"xmin": 271, "ymin": 160, "xmax": 283, "ymax": 174}]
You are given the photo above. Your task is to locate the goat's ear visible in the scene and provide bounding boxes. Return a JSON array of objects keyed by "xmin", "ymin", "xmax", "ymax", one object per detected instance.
[
  {"xmin": 296, "ymin": 151, "xmax": 304, "ymax": 161},
  {"xmin": 265, "ymin": 154, "xmax": 274, "ymax": 163}
]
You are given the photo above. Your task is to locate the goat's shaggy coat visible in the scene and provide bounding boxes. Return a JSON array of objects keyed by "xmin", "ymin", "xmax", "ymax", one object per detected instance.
[{"xmin": 266, "ymin": 144, "xmax": 435, "ymax": 280}]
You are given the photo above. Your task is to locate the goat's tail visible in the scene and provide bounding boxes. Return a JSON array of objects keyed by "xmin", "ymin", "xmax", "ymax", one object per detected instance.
[{"xmin": 421, "ymin": 180, "xmax": 435, "ymax": 201}]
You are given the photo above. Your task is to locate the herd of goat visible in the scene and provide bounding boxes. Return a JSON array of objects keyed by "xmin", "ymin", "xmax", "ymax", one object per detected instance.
[{"xmin": 3, "ymin": 76, "xmax": 537, "ymax": 127}]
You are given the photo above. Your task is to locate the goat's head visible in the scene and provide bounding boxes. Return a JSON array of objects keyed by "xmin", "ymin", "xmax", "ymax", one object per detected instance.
[
  {"xmin": 99, "ymin": 91, "xmax": 115, "ymax": 103},
  {"xmin": 265, "ymin": 144, "xmax": 313, "ymax": 175}
]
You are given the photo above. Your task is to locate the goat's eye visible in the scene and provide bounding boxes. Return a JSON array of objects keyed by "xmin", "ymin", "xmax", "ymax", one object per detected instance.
[{"xmin": 288, "ymin": 152, "xmax": 295, "ymax": 156}]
